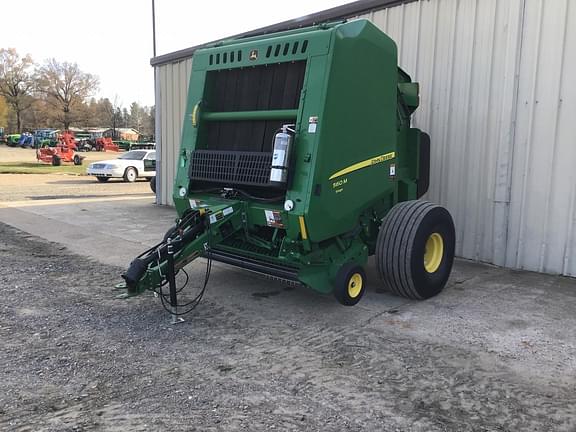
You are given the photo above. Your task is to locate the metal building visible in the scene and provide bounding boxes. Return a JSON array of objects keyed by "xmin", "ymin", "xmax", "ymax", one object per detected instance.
[{"xmin": 151, "ymin": 0, "xmax": 576, "ymax": 277}]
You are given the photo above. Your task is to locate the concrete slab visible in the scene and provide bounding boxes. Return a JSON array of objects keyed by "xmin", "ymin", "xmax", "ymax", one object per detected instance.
[
  {"xmin": 0, "ymin": 193, "xmax": 575, "ymax": 393},
  {"xmin": 0, "ymin": 197, "xmax": 173, "ymax": 267}
]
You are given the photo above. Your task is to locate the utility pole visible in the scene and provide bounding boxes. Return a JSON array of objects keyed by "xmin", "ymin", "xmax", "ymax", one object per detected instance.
[
  {"xmin": 152, "ymin": 0, "xmax": 157, "ymax": 57},
  {"xmin": 151, "ymin": 0, "xmax": 159, "ymax": 204}
]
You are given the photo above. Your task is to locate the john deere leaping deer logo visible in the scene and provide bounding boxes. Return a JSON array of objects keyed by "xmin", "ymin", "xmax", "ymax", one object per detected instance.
[{"xmin": 249, "ymin": 49, "xmax": 258, "ymax": 60}]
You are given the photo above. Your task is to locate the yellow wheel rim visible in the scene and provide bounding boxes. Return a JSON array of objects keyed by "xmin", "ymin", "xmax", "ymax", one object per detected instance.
[
  {"xmin": 348, "ymin": 273, "xmax": 363, "ymax": 298},
  {"xmin": 424, "ymin": 233, "xmax": 444, "ymax": 273}
]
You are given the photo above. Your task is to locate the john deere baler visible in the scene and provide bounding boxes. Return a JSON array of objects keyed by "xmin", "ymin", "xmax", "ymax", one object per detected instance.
[{"xmin": 122, "ymin": 19, "xmax": 455, "ymax": 308}]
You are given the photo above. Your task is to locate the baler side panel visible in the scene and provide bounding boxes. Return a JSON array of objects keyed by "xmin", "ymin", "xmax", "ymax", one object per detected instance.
[{"xmin": 306, "ymin": 20, "xmax": 399, "ymax": 242}]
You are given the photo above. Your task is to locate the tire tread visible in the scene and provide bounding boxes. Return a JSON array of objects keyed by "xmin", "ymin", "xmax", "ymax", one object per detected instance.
[{"xmin": 377, "ymin": 200, "xmax": 441, "ymax": 299}]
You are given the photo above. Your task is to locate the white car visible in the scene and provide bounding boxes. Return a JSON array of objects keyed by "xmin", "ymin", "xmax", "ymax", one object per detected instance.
[{"xmin": 87, "ymin": 150, "xmax": 156, "ymax": 183}]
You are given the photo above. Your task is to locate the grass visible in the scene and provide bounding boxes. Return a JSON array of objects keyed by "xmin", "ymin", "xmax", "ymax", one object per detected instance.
[{"xmin": 0, "ymin": 162, "xmax": 87, "ymax": 175}]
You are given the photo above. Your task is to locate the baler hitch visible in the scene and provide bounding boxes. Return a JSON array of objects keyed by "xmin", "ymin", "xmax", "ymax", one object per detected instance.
[
  {"xmin": 122, "ymin": 209, "xmax": 206, "ymax": 293},
  {"xmin": 118, "ymin": 202, "xmax": 242, "ymax": 318}
]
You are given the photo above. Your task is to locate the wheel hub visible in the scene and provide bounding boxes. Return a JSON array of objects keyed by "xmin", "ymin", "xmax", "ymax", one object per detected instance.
[
  {"xmin": 348, "ymin": 273, "xmax": 363, "ymax": 298},
  {"xmin": 424, "ymin": 232, "xmax": 444, "ymax": 273}
]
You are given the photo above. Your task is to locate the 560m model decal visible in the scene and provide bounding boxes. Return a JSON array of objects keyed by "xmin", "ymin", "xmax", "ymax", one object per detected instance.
[{"xmin": 329, "ymin": 151, "xmax": 396, "ymax": 180}]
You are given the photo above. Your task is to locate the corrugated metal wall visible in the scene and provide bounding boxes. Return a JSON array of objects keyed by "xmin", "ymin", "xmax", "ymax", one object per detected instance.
[
  {"xmin": 155, "ymin": 58, "xmax": 193, "ymax": 206},
  {"xmin": 356, "ymin": 0, "xmax": 526, "ymax": 269},
  {"xmin": 506, "ymin": 0, "xmax": 576, "ymax": 275},
  {"xmin": 154, "ymin": 0, "xmax": 576, "ymax": 276}
]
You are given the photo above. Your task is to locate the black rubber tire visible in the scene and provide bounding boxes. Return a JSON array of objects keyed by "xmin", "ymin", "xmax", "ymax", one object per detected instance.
[
  {"xmin": 123, "ymin": 167, "xmax": 137, "ymax": 183},
  {"xmin": 51, "ymin": 156, "xmax": 61, "ymax": 166},
  {"xmin": 333, "ymin": 263, "xmax": 367, "ymax": 306},
  {"xmin": 376, "ymin": 200, "xmax": 455, "ymax": 300},
  {"xmin": 73, "ymin": 155, "xmax": 82, "ymax": 165},
  {"xmin": 96, "ymin": 176, "xmax": 109, "ymax": 183},
  {"xmin": 150, "ymin": 176, "xmax": 156, "ymax": 193}
]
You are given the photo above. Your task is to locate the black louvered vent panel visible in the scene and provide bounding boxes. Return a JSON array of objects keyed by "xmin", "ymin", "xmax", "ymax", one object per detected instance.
[
  {"xmin": 204, "ymin": 60, "xmax": 306, "ymax": 153},
  {"xmin": 208, "ymin": 61, "xmax": 306, "ymax": 112},
  {"xmin": 189, "ymin": 150, "xmax": 278, "ymax": 187}
]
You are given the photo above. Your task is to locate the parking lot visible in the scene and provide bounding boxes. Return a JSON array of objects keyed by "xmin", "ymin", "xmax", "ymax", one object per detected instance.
[
  {"xmin": 1, "ymin": 145, "xmax": 576, "ymax": 431},
  {"xmin": 0, "ymin": 172, "xmax": 151, "ymax": 202},
  {"xmin": 0, "ymin": 146, "xmax": 152, "ymax": 203}
]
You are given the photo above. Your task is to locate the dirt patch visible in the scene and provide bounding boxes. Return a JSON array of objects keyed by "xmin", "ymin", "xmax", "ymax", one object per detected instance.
[{"xmin": 1, "ymin": 223, "xmax": 575, "ymax": 431}]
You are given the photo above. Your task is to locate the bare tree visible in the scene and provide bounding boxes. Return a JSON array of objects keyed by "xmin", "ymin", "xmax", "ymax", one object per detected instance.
[
  {"xmin": 0, "ymin": 96, "xmax": 8, "ymax": 128},
  {"xmin": 0, "ymin": 48, "xmax": 34, "ymax": 132},
  {"xmin": 35, "ymin": 59, "xmax": 99, "ymax": 129},
  {"xmin": 102, "ymin": 95, "xmax": 124, "ymax": 137}
]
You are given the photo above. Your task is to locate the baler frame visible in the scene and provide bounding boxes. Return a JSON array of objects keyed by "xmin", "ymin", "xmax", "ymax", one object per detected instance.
[{"xmin": 121, "ymin": 19, "xmax": 455, "ymax": 310}]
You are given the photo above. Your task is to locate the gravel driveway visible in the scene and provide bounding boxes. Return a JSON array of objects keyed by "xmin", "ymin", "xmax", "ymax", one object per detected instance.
[{"xmin": 1, "ymin": 222, "xmax": 575, "ymax": 432}]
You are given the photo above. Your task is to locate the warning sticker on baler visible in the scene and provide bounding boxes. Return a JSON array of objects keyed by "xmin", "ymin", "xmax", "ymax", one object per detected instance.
[
  {"xmin": 189, "ymin": 199, "xmax": 209, "ymax": 208},
  {"xmin": 208, "ymin": 207, "xmax": 233, "ymax": 225},
  {"xmin": 264, "ymin": 210, "xmax": 284, "ymax": 228},
  {"xmin": 308, "ymin": 116, "xmax": 318, "ymax": 133}
]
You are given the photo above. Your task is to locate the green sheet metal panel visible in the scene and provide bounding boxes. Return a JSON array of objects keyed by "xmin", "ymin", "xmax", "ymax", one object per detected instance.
[
  {"xmin": 304, "ymin": 20, "xmax": 400, "ymax": 241},
  {"xmin": 174, "ymin": 20, "xmax": 416, "ymax": 244}
]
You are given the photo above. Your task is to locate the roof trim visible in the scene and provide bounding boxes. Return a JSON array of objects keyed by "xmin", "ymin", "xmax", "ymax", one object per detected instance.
[{"xmin": 150, "ymin": 0, "xmax": 416, "ymax": 67}]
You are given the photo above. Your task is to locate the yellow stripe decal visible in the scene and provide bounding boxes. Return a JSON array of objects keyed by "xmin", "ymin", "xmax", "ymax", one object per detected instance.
[
  {"xmin": 191, "ymin": 102, "xmax": 200, "ymax": 127},
  {"xmin": 299, "ymin": 216, "xmax": 308, "ymax": 240},
  {"xmin": 328, "ymin": 151, "xmax": 396, "ymax": 180}
]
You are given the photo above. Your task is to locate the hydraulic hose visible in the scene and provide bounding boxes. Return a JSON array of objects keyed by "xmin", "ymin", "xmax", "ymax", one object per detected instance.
[{"xmin": 122, "ymin": 212, "xmax": 206, "ymax": 291}]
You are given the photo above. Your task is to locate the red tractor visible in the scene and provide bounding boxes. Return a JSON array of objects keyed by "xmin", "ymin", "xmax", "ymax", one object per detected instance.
[
  {"xmin": 58, "ymin": 131, "xmax": 78, "ymax": 151},
  {"xmin": 37, "ymin": 136, "xmax": 84, "ymax": 166},
  {"xmin": 94, "ymin": 137, "xmax": 120, "ymax": 152}
]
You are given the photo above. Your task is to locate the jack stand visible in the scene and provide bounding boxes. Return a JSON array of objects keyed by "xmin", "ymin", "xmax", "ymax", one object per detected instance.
[
  {"xmin": 167, "ymin": 238, "xmax": 185, "ymax": 324},
  {"xmin": 171, "ymin": 308, "xmax": 185, "ymax": 325}
]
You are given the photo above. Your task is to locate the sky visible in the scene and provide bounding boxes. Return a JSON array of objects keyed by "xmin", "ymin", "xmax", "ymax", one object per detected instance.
[{"xmin": 2, "ymin": 0, "xmax": 351, "ymax": 108}]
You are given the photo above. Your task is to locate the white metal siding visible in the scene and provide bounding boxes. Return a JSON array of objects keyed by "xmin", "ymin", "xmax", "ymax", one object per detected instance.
[
  {"xmin": 506, "ymin": 0, "xmax": 576, "ymax": 275},
  {"xmin": 358, "ymin": 0, "xmax": 526, "ymax": 268},
  {"xmin": 154, "ymin": 0, "xmax": 576, "ymax": 276},
  {"xmin": 156, "ymin": 58, "xmax": 192, "ymax": 206}
]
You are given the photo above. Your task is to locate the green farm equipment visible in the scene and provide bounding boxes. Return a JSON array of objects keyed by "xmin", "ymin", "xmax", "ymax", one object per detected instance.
[
  {"xmin": 121, "ymin": 20, "xmax": 455, "ymax": 310},
  {"xmin": 115, "ymin": 140, "xmax": 155, "ymax": 151},
  {"xmin": 6, "ymin": 134, "xmax": 21, "ymax": 147},
  {"xmin": 114, "ymin": 140, "xmax": 132, "ymax": 151}
]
